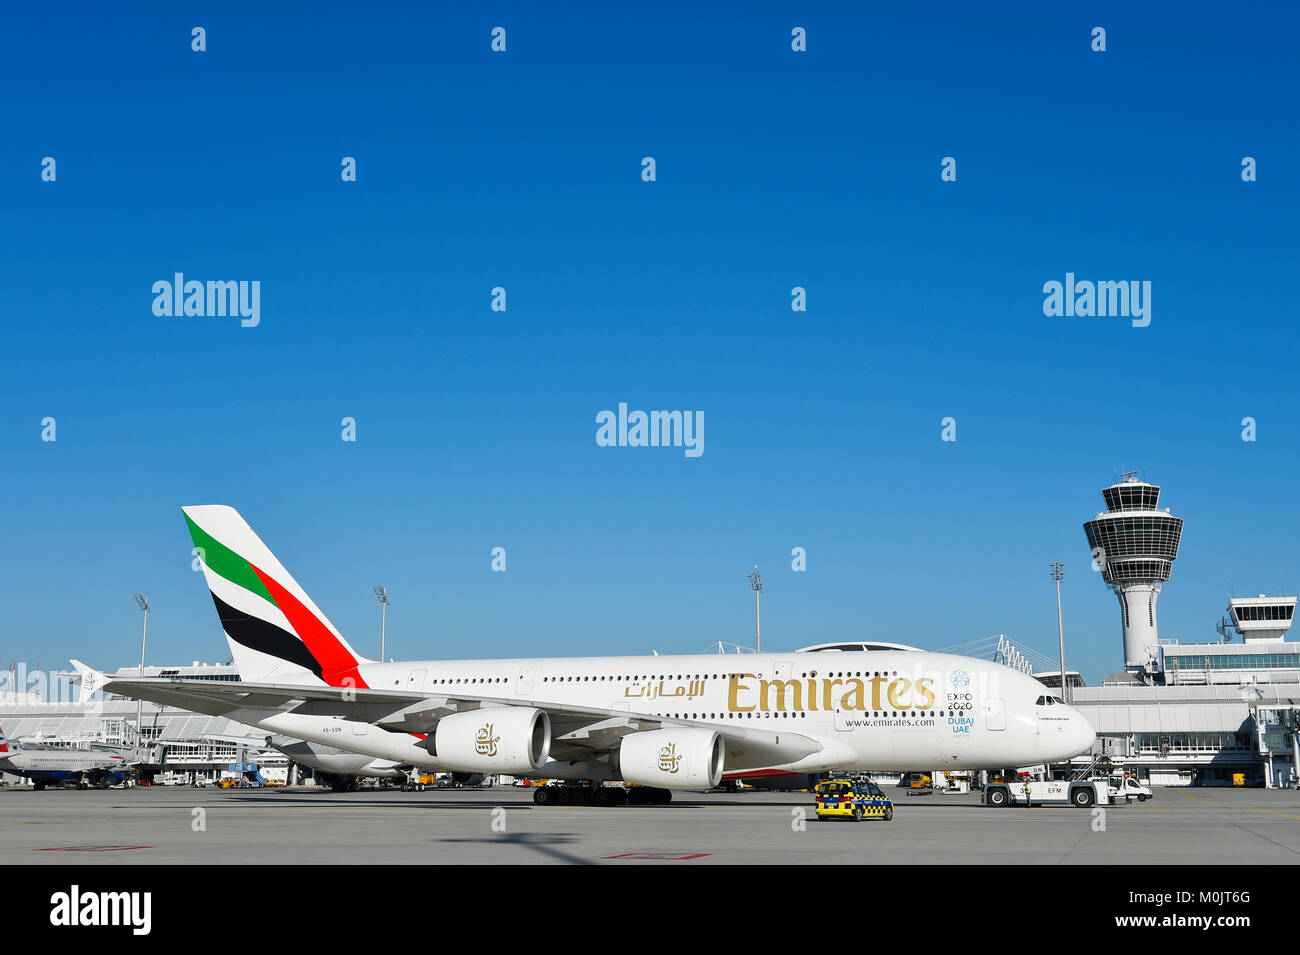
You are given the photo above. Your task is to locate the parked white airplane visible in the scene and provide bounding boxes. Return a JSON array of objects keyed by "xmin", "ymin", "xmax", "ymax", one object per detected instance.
[
  {"xmin": 0, "ymin": 726, "xmax": 133, "ymax": 790},
  {"xmin": 267, "ymin": 736, "xmax": 408, "ymax": 791},
  {"xmin": 193, "ymin": 732, "xmax": 406, "ymax": 791},
  {"xmin": 73, "ymin": 505, "xmax": 1095, "ymax": 805}
]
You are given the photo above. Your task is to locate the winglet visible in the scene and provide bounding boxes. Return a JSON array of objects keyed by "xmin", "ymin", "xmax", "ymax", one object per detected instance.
[{"xmin": 69, "ymin": 659, "xmax": 106, "ymax": 701}]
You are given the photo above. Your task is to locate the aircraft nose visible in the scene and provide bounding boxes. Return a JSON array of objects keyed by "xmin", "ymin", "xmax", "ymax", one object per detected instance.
[{"xmin": 1073, "ymin": 709, "xmax": 1097, "ymax": 755}]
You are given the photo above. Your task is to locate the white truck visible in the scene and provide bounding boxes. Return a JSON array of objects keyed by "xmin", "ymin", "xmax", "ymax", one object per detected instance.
[
  {"xmin": 1106, "ymin": 775, "xmax": 1154, "ymax": 802},
  {"xmin": 983, "ymin": 778, "xmax": 1111, "ymax": 808}
]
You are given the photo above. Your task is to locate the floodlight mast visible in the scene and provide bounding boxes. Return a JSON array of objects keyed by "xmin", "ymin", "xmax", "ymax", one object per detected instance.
[
  {"xmin": 132, "ymin": 593, "xmax": 149, "ymax": 745},
  {"xmin": 1050, "ymin": 562, "xmax": 1068, "ymax": 703},
  {"xmin": 747, "ymin": 566, "xmax": 763, "ymax": 654},
  {"xmin": 373, "ymin": 586, "xmax": 389, "ymax": 661}
]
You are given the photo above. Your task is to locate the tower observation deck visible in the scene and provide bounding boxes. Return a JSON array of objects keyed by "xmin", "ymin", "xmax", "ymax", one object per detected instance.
[{"xmin": 1083, "ymin": 473, "xmax": 1184, "ymax": 673}]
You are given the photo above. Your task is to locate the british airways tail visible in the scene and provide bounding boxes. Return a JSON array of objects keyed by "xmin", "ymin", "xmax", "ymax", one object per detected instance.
[{"xmin": 182, "ymin": 505, "xmax": 372, "ymax": 686}]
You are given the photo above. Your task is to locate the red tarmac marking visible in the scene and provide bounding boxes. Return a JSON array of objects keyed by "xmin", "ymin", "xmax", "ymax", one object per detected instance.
[{"xmin": 37, "ymin": 845, "xmax": 153, "ymax": 852}]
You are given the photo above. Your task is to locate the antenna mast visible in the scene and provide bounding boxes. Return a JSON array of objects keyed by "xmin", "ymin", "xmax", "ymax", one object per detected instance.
[
  {"xmin": 747, "ymin": 566, "xmax": 763, "ymax": 653},
  {"xmin": 372, "ymin": 586, "xmax": 389, "ymax": 660}
]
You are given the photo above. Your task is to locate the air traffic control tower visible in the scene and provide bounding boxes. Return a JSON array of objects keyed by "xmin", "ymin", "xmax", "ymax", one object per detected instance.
[{"xmin": 1083, "ymin": 473, "xmax": 1184, "ymax": 675}]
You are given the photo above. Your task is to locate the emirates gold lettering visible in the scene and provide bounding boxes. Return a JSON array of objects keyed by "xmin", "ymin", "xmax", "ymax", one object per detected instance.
[
  {"xmin": 712, "ymin": 675, "xmax": 939, "ymax": 714},
  {"xmin": 821, "ymin": 679, "xmax": 843, "ymax": 711},
  {"xmin": 839, "ymin": 679, "xmax": 866, "ymax": 710},
  {"xmin": 887, "ymin": 678, "xmax": 912, "ymax": 710},
  {"xmin": 915, "ymin": 677, "xmax": 936, "ymax": 709},
  {"xmin": 759, "ymin": 679, "xmax": 802, "ymax": 711},
  {"xmin": 728, "ymin": 674, "xmax": 757, "ymax": 712},
  {"xmin": 870, "ymin": 674, "xmax": 888, "ymax": 710}
]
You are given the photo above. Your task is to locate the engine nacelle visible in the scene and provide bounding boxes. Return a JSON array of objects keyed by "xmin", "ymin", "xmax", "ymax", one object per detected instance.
[
  {"xmin": 617, "ymin": 728, "xmax": 724, "ymax": 790},
  {"xmin": 434, "ymin": 707, "xmax": 550, "ymax": 775}
]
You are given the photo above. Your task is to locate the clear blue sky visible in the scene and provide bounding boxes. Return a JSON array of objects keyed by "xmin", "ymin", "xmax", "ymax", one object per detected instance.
[{"xmin": 2, "ymin": 2, "xmax": 1297, "ymax": 684}]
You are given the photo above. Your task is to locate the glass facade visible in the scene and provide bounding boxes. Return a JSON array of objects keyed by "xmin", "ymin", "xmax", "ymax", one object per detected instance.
[
  {"xmin": 1106, "ymin": 559, "xmax": 1174, "ymax": 581},
  {"xmin": 1102, "ymin": 483, "xmax": 1162, "ymax": 512},
  {"xmin": 1164, "ymin": 652, "xmax": 1300, "ymax": 670},
  {"xmin": 1232, "ymin": 604, "xmax": 1295, "ymax": 622},
  {"xmin": 1083, "ymin": 516, "xmax": 1183, "ymax": 561},
  {"xmin": 1134, "ymin": 732, "xmax": 1253, "ymax": 753}
]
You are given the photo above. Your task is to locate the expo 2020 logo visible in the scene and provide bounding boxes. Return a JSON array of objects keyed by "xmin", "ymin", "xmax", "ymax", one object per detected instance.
[{"xmin": 948, "ymin": 670, "xmax": 971, "ymax": 689}]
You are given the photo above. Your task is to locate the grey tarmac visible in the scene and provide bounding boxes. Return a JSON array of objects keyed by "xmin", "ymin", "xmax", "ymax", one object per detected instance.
[{"xmin": 0, "ymin": 785, "xmax": 1297, "ymax": 865}]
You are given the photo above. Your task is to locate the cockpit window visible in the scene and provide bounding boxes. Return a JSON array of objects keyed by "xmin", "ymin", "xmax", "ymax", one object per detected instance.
[{"xmin": 1035, "ymin": 695, "xmax": 1046, "ymax": 705}]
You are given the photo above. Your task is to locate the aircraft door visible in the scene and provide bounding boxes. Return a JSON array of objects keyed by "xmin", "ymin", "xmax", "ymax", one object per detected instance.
[
  {"xmin": 985, "ymin": 698, "xmax": 1007, "ymax": 731},
  {"xmin": 514, "ymin": 667, "xmax": 534, "ymax": 697},
  {"xmin": 406, "ymin": 669, "xmax": 426, "ymax": 691},
  {"xmin": 833, "ymin": 706, "xmax": 854, "ymax": 732}
]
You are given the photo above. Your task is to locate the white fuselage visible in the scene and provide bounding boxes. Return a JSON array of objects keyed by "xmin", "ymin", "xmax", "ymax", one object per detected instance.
[
  {"xmin": 268, "ymin": 738, "xmax": 404, "ymax": 779},
  {"xmin": 0, "ymin": 747, "xmax": 128, "ymax": 778},
  {"xmin": 226, "ymin": 651, "xmax": 1096, "ymax": 782}
]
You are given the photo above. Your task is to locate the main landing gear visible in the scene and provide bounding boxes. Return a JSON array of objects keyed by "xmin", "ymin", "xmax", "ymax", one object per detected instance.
[{"xmin": 532, "ymin": 785, "xmax": 671, "ymax": 807}]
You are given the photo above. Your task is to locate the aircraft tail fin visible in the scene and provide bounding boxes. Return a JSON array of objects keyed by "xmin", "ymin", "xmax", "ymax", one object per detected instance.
[
  {"xmin": 69, "ymin": 659, "xmax": 104, "ymax": 701},
  {"xmin": 181, "ymin": 506, "xmax": 372, "ymax": 686}
]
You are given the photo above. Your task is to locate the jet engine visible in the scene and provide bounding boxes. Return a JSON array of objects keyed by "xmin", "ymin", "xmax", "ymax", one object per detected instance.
[
  {"xmin": 432, "ymin": 707, "xmax": 550, "ymax": 775},
  {"xmin": 616, "ymin": 727, "xmax": 724, "ymax": 790}
]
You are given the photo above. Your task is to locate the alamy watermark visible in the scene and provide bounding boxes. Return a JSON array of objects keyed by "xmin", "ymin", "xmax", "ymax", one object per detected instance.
[
  {"xmin": 1042, "ymin": 273, "xmax": 1150, "ymax": 328},
  {"xmin": 1, "ymin": 663, "xmax": 102, "ymax": 715},
  {"xmin": 596, "ymin": 403, "xmax": 703, "ymax": 458},
  {"xmin": 50, "ymin": 886, "xmax": 151, "ymax": 935},
  {"xmin": 152, "ymin": 273, "xmax": 260, "ymax": 327}
]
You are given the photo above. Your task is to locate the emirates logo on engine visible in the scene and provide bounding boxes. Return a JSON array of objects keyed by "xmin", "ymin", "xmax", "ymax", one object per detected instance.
[
  {"xmin": 475, "ymin": 723, "xmax": 500, "ymax": 757},
  {"xmin": 658, "ymin": 742, "xmax": 682, "ymax": 773}
]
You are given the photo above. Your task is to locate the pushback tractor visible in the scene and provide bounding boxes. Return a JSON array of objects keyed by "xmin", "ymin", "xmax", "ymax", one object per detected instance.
[{"xmin": 982, "ymin": 778, "xmax": 1110, "ymax": 808}]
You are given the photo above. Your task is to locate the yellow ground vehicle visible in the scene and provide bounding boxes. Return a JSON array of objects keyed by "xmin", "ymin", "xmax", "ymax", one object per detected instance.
[
  {"xmin": 907, "ymin": 772, "xmax": 933, "ymax": 790},
  {"xmin": 815, "ymin": 779, "xmax": 894, "ymax": 822}
]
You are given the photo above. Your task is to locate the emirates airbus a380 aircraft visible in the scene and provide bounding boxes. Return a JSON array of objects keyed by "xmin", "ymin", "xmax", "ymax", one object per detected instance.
[{"xmin": 74, "ymin": 506, "xmax": 1095, "ymax": 805}]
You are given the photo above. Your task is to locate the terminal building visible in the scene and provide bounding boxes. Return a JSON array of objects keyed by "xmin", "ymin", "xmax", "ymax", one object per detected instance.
[
  {"xmin": 0, "ymin": 662, "xmax": 290, "ymax": 786},
  {"xmin": 1060, "ymin": 475, "xmax": 1300, "ymax": 788}
]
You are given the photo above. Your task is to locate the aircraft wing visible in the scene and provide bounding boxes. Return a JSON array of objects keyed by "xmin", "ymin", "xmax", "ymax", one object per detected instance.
[{"xmin": 74, "ymin": 661, "xmax": 824, "ymax": 770}]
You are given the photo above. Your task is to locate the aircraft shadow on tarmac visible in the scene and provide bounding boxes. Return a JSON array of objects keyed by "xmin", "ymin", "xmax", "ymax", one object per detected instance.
[
  {"xmin": 439, "ymin": 833, "xmax": 591, "ymax": 865},
  {"xmin": 221, "ymin": 794, "xmax": 515, "ymax": 809}
]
